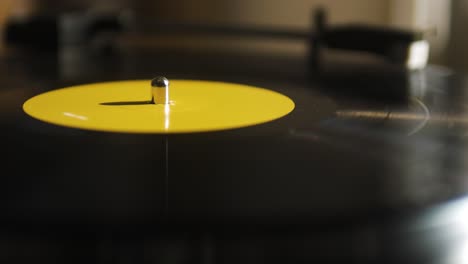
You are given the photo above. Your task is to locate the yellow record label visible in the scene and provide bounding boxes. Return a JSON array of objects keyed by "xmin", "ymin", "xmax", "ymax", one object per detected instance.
[{"xmin": 22, "ymin": 80, "xmax": 295, "ymax": 134}]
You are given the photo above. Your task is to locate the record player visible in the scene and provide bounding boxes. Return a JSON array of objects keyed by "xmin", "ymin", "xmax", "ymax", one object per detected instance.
[{"xmin": 1, "ymin": 5, "xmax": 467, "ymax": 264}]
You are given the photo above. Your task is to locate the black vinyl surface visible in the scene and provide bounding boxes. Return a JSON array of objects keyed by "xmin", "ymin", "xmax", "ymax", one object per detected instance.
[{"xmin": 1, "ymin": 44, "xmax": 468, "ymax": 263}]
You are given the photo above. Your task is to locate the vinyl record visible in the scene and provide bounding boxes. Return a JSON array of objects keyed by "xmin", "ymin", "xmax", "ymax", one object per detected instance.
[{"xmin": 2, "ymin": 45, "xmax": 468, "ymax": 263}]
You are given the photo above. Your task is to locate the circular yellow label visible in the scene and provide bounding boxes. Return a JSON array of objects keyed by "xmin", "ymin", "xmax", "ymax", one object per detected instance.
[{"xmin": 22, "ymin": 80, "xmax": 295, "ymax": 134}]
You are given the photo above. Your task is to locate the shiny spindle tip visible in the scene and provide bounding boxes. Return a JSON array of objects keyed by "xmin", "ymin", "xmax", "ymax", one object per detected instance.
[{"xmin": 151, "ymin": 76, "xmax": 169, "ymax": 88}]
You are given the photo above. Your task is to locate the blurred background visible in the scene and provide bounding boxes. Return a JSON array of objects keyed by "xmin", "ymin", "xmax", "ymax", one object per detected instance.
[{"xmin": 0, "ymin": 0, "xmax": 461, "ymax": 72}]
